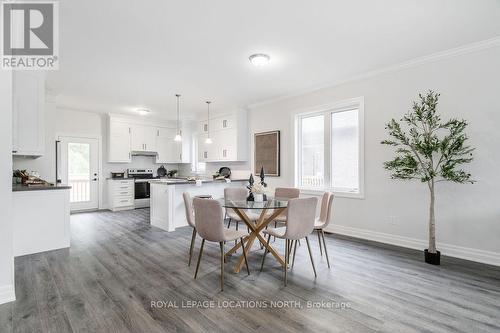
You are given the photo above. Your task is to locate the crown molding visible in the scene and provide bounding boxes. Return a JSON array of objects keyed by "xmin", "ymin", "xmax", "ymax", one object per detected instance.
[{"xmin": 246, "ymin": 36, "xmax": 500, "ymax": 109}]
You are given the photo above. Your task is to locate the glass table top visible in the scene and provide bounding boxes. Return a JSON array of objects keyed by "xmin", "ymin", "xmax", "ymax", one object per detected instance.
[{"xmin": 218, "ymin": 198, "xmax": 288, "ymax": 209}]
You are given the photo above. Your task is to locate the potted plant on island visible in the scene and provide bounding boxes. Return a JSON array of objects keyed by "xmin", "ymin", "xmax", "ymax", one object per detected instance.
[{"xmin": 381, "ymin": 91, "xmax": 475, "ymax": 265}]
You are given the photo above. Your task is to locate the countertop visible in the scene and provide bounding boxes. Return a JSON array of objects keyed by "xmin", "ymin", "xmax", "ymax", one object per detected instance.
[
  {"xmin": 12, "ymin": 183, "xmax": 72, "ymax": 192},
  {"xmin": 149, "ymin": 178, "xmax": 248, "ymax": 185}
]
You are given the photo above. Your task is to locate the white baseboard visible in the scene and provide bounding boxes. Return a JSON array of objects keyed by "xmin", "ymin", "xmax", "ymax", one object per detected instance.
[
  {"xmin": 327, "ymin": 224, "xmax": 500, "ymax": 267},
  {"xmin": 0, "ymin": 285, "xmax": 15, "ymax": 305}
]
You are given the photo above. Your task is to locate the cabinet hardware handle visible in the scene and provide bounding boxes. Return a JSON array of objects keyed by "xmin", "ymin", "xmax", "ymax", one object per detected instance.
[
  {"xmin": 120, "ymin": 192, "xmax": 128, "ymax": 194},
  {"xmin": 223, "ymin": 120, "xmax": 227, "ymax": 128},
  {"xmin": 120, "ymin": 200, "xmax": 128, "ymax": 203}
]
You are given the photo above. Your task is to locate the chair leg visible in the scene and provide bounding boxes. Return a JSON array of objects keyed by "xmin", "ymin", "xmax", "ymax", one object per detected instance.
[
  {"xmin": 321, "ymin": 230, "xmax": 331, "ymax": 269},
  {"xmin": 260, "ymin": 234, "xmax": 271, "ymax": 271},
  {"xmin": 241, "ymin": 237, "xmax": 250, "ymax": 275},
  {"xmin": 194, "ymin": 239, "xmax": 205, "ymax": 279},
  {"xmin": 317, "ymin": 229, "xmax": 323, "ymax": 256},
  {"xmin": 292, "ymin": 240, "xmax": 298, "ymax": 268},
  {"xmin": 305, "ymin": 236, "xmax": 317, "ymax": 278},
  {"xmin": 227, "ymin": 218, "xmax": 231, "ymax": 229},
  {"xmin": 219, "ymin": 242, "xmax": 224, "ymax": 291},
  {"xmin": 284, "ymin": 239, "xmax": 288, "ymax": 286},
  {"xmin": 273, "ymin": 221, "xmax": 277, "ymax": 242},
  {"xmin": 236, "ymin": 221, "xmax": 239, "ymax": 230},
  {"xmin": 188, "ymin": 228, "xmax": 197, "ymax": 266}
]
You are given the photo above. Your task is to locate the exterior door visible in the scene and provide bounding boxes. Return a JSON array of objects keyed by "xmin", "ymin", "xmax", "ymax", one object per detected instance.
[{"xmin": 59, "ymin": 136, "xmax": 99, "ymax": 211}]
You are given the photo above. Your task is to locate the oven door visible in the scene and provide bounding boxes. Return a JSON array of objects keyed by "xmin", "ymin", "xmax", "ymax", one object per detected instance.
[{"xmin": 134, "ymin": 180, "xmax": 150, "ymax": 199}]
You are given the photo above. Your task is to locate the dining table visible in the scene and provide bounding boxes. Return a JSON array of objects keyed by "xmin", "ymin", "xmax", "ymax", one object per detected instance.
[{"xmin": 219, "ymin": 198, "xmax": 289, "ymax": 273}]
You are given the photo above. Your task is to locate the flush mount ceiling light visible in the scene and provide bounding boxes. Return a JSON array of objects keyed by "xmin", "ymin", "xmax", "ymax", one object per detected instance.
[
  {"xmin": 137, "ymin": 108, "xmax": 150, "ymax": 116},
  {"xmin": 205, "ymin": 101, "xmax": 213, "ymax": 144},
  {"xmin": 249, "ymin": 53, "xmax": 270, "ymax": 67},
  {"xmin": 174, "ymin": 94, "xmax": 182, "ymax": 142}
]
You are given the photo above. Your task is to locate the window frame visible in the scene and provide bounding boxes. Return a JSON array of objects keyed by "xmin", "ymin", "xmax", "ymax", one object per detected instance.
[{"xmin": 294, "ymin": 97, "xmax": 365, "ymax": 199}]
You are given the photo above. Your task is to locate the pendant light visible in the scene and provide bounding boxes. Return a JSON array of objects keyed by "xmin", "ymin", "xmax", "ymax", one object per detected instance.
[
  {"xmin": 174, "ymin": 94, "xmax": 182, "ymax": 142},
  {"xmin": 205, "ymin": 101, "xmax": 213, "ymax": 144}
]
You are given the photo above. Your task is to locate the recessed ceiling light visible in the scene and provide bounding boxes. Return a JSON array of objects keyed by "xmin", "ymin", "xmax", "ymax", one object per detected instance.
[
  {"xmin": 249, "ymin": 53, "xmax": 270, "ymax": 67},
  {"xmin": 137, "ymin": 108, "xmax": 150, "ymax": 116}
]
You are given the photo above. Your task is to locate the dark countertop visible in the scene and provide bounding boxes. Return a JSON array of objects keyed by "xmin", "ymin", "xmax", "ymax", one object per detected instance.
[
  {"xmin": 149, "ymin": 178, "xmax": 248, "ymax": 185},
  {"xmin": 12, "ymin": 184, "xmax": 72, "ymax": 192}
]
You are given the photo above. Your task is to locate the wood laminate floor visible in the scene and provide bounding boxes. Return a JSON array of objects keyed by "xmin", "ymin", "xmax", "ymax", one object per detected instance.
[{"xmin": 0, "ymin": 208, "xmax": 499, "ymax": 333}]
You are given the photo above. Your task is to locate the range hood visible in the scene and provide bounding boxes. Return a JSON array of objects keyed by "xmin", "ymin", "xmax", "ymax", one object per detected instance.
[{"xmin": 130, "ymin": 150, "xmax": 158, "ymax": 157}]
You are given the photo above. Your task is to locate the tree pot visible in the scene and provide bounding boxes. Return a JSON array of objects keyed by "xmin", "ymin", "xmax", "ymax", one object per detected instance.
[{"xmin": 424, "ymin": 249, "xmax": 441, "ymax": 265}]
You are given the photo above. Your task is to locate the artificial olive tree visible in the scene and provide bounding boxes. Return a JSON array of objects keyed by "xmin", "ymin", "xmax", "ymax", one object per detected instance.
[{"xmin": 381, "ymin": 91, "xmax": 474, "ymax": 262}]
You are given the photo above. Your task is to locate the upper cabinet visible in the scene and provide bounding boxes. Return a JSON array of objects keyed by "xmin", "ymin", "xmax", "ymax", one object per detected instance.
[
  {"xmin": 108, "ymin": 120, "xmax": 131, "ymax": 163},
  {"xmin": 12, "ymin": 72, "xmax": 45, "ymax": 157},
  {"xmin": 130, "ymin": 124, "xmax": 156, "ymax": 152},
  {"xmin": 197, "ymin": 110, "xmax": 248, "ymax": 162},
  {"xmin": 107, "ymin": 115, "xmax": 192, "ymax": 164},
  {"xmin": 156, "ymin": 127, "xmax": 181, "ymax": 164}
]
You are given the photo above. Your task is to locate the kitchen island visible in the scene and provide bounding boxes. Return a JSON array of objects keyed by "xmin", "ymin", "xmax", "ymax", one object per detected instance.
[
  {"xmin": 150, "ymin": 179, "xmax": 247, "ymax": 232},
  {"xmin": 12, "ymin": 184, "xmax": 71, "ymax": 256}
]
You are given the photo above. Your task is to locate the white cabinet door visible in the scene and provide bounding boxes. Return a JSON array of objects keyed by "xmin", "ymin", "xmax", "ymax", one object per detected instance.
[
  {"xmin": 218, "ymin": 129, "xmax": 237, "ymax": 160},
  {"xmin": 12, "ymin": 72, "xmax": 45, "ymax": 156},
  {"xmin": 156, "ymin": 127, "xmax": 181, "ymax": 163},
  {"xmin": 131, "ymin": 125, "xmax": 157, "ymax": 152},
  {"xmin": 213, "ymin": 115, "xmax": 235, "ymax": 131},
  {"xmin": 108, "ymin": 121, "xmax": 131, "ymax": 162}
]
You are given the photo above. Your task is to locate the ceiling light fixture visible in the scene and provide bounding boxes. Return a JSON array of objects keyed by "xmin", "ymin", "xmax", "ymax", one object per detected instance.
[
  {"xmin": 249, "ymin": 53, "xmax": 270, "ymax": 67},
  {"xmin": 205, "ymin": 101, "xmax": 213, "ymax": 144},
  {"xmin": 174, "ymin": 94, "xmax": 182, "ymax": 142},
  {"xmin": 137, "ymin": 108, "xmax": 150, "ymax": 116}
]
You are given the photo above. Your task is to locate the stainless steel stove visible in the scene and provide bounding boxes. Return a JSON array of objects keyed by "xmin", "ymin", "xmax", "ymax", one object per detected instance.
[{"xmin": 127, "ymin": 169, "xmax": 153, "ymax": 208}]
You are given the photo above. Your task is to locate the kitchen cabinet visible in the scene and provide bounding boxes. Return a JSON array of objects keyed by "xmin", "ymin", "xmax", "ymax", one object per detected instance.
[
  {"xmin": 197, "ymin": 110, "xmax": 247, "ymax": 162},
  {"xmin": 156, "ymin": 127, "xmax": 182, "ymax": 163},
  {"xmin": 107, "ymin": 179, "xmax": 134, "ymax": 211},
  {"xmin": 12, "ymin": 71, "xmax": 45, "ymax": 157},
  {"xmin": 131, "ymin": 124, "xmax": 156, "ymax": 152},
  {"xmin": 108, "ymin": 120, "xmax": 131, "ymax": 162},
  {"xmin": 107, "ymin": 115, "xmax": 192, "ymax": 164}
]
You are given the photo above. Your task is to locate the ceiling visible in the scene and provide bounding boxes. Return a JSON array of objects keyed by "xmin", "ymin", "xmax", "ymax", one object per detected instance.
[{"xmin": 48, "ymin": 0, "xmax": 500, "ymax": 119}]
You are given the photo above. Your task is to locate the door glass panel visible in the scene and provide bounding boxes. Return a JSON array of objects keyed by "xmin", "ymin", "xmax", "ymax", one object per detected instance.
[
  {"xmin": 300, "ymin": 115, "xmax": 324, "ymax": 188},
  {"xmin": 68, "ymin": 142, "xmax": 91, "ymax": 203}
]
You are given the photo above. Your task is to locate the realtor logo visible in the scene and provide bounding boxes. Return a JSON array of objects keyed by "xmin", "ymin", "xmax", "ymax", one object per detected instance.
[{"xmin": 1, "ymin": 1, "xmax": 59, "ymax": 69}]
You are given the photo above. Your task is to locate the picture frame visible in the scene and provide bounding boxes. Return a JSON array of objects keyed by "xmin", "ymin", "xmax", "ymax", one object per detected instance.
[{"xmin": 254, "ymin": 130, "xmax": 280, "ymax": 177}]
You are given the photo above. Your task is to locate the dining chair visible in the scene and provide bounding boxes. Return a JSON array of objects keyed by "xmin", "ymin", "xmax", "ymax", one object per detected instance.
[
  {"xmin": 193, "ymin": 198, "xmax": 250, "ymax": 291},
  {"xmin": 261, "ymin": 197, "xmax": 318, "ymax": 286},
  {"xmin": 183, "ymin": 192, "xmax": 197, "ymax": 266},
  {"xmin": 314, "ymin": 192, "xmax": 334, "ymax": 268},
  {"xmin": 224, "ymin": 187, "xmax": 258, "ymax": 231},
  {"xmin": 272, "ymin": 187, "xmax": 300, "ymax": 225}
]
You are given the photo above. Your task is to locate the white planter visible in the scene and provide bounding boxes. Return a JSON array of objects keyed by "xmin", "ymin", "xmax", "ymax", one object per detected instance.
[{"xmin": 254, "ymin": 193, "xmax": 264, "ymax": 202}]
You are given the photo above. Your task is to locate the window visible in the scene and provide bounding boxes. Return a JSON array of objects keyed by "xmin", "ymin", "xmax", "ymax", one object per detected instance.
[{"xmin": 295, "ymin": 97, "xmax": 364, "ymax": 197}]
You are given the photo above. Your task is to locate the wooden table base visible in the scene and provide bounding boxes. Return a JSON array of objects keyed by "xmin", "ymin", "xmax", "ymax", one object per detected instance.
[{"xmin": 225, "ymin": 207, "xmax": 286, "ymax": 273}]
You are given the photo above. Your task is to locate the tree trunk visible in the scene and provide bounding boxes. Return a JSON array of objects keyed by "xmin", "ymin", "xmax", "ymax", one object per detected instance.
[{"xmin": 428, "ymin": 181, "xmax": 436, "ymax": 253}]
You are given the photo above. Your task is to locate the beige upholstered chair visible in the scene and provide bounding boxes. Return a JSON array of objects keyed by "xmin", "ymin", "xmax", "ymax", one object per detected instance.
[
  {"xmin": 224, "ymin": 188, "xmax": 256, "ymax": 230},
  {"xmin": 261, "ymin": 197, "xmax": 318, "ymax": 286},
  {"xmin": 183, "ymin": 192, "xmax": 197, "ymax": 266},
  {"xmin": 272, "ymin": 187, "xmax": 300, "ymax": 225},
  {"xmin": 193, "ymin": 198, "xmax": 250, "ymax": 291},
  {"xmin": 314, "ymin": 192, "xmax": 334, "ymax": 268}
]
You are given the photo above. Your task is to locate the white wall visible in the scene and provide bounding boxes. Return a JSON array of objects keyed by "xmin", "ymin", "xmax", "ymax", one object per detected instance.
[
  {"xmin": 13, "ymin": 107, "xmax": 180, "ymax": 209},
  {"xmin": 248, "ymin": 45, "xmax": 500, "ymax": 264},
  {"xmin": 0, "ymin": 71, "xmax": 15, "ymax": 304}
]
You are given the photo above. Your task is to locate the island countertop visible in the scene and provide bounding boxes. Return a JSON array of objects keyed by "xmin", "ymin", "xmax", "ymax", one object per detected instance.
[
  {"xmin": 12, "ymin": 184, "xmax": 72, "ymax": 192},
  {"xmin": 149, "ymin": 178, "xmax": 247, "ymax": 185}
]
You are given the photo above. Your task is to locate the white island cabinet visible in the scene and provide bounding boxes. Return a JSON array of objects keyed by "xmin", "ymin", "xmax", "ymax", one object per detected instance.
[
  {"xmin": 12, "ymin": 185, "xmax": 71, "ymax": 256},
  {"xmin": 150, "ymin": 179, "xmax": 247, "ymax": 232}
]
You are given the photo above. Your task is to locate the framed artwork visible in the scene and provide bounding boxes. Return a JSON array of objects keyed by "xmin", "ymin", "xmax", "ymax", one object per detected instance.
[{"xmin": 254, "ymin": 130, "xmax": 280, "ymax": 177}]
